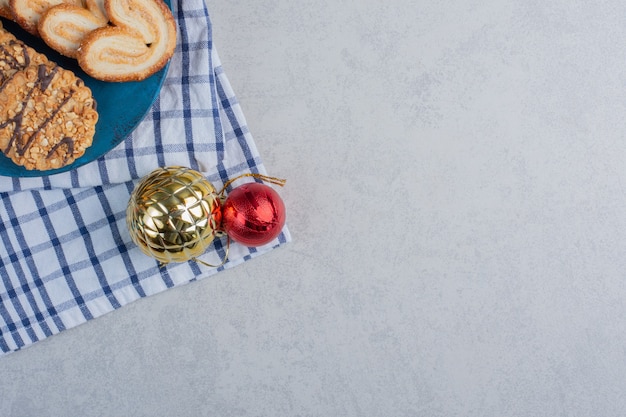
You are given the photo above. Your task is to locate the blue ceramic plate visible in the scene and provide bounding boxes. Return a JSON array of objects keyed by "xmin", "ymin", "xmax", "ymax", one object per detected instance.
[{"xmin": 0, "ymin": 1, "xmax": 171, "ymax": 177}]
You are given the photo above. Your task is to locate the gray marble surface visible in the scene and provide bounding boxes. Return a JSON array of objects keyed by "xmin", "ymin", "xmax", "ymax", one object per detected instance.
[{"xmin": 3, "ymin": 0, "xmax": 626, "ymax": 415}]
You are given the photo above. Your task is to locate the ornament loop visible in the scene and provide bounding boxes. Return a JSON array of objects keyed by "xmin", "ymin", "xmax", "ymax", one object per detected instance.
[
  {"xmin": 191, "ymin": 235, "xmax": 231, "ymax": 268},
  {"xmin": 219, "ymin": 173, "xmax": 286, "ymax": 197}
]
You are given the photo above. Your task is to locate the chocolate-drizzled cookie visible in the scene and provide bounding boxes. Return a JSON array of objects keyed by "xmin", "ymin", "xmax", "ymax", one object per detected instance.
[
  {"xmin": 0, "ymin": 60, "xmax": 98, "ymax": 170},
  {"xmin": 0, "ymin": 23, "xmax": 48, "ymax": 87}
]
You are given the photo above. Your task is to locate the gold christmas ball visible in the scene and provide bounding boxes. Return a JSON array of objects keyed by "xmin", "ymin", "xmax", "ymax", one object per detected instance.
[{"xmin": 126, "ymin": 166, "xmax": 222, "ymax": 265}]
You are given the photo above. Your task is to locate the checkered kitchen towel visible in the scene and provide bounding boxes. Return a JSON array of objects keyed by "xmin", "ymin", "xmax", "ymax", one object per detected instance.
[{"xmin": 0, "ymin": 0, "xmax": 290, "ymax": 356}]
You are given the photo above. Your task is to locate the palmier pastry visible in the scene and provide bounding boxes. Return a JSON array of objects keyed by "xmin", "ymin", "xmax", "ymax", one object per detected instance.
[
  {"xmin": 0, "ymin": 0, "xmax": 12, "ymax": 19},
  {"xmin": 9, "ymin": 0, "xmax": 82, "ymax": 35},
  {"xmin": 85, "ymin": 0, "xmax": 106, "ymax": 22},
  {"xmin": 39, "ymin": 3, "xmax": 107, "ymax": 58},
  {"xmin": 77, "ymin": 0, "xmax": 176, "ymax": 82}
]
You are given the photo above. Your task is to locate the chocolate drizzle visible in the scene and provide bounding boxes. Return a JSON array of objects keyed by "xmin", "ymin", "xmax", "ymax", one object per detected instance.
[
  {"xmin": 37, "ymin": 64, "xmax": 57, "ymax": 91},
  {"xmin": 0, "ymin": 40, "xmax": 30, "ymax": 71},
  {"xmin": 0, "ymin": 64, "xmax": 76, "ymax": 159},
  {"xmin": 46, "ymin": 137, "xmax": 74, "ymax": 163},
  {"xmin": 0, "ymin": 40, "xmax": 31, "ymax": 91},
  {"xmin": 0, "ymin": 70, "xmax": 18, "ymax": 94}
]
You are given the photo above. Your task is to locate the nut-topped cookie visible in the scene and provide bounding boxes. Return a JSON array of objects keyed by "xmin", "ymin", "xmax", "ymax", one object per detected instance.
[
  {"xmin": 0, "ymin": 61, "xmax": 98, "ymax": 170},
  {"xmin": 0, "ymin": 22, "xmax": 48, "ymax": 86}
]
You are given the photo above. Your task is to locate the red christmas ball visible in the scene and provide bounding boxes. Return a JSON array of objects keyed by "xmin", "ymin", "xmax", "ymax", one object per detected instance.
[{"xmin": 222, "ymin": 182, "xmax": 286, "ymax": 247}]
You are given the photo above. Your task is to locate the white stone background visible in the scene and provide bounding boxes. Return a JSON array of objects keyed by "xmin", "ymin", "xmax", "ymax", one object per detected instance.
[{"xmin": 3, "ymin": 0, "xmax": 626, "ymax": 415}]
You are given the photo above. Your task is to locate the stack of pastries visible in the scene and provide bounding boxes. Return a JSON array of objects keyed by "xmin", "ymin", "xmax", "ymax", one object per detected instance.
[
  {"xmin": 0, "ymin": 0, "xmax": 177, "ymax": 170},
  {"xmin": 1, "ymin": 0, "xmax": 176, "ymax": 81}
]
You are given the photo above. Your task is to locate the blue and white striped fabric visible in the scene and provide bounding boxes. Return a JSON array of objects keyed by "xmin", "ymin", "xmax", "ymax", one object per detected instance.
[{"xmin": 0, "ymin": 0, "xmax": 290, "ymax": 356}]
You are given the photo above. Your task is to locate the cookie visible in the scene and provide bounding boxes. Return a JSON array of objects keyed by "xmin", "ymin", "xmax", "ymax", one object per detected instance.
[
  {"xmin": 9, "ymin": 0, "xmax": 82, "ymax": 35},
  {"xmin": 0, "ymin": 0, "xmax": 12, "ymax": 19},
  {"xmin": 0, "ymin": 61, "xmax": 98, "ymax": 170},
  {"xmin": 85, "ymin": 0, "xmax": 106, "ymax": 22},
  {"xmin": 0, "ymin": 21, "xmax": 48, "ymax": 86},
  {"xmin": 38, "ymin": 3, "xmax": 107, "ymax": 58},
  {"xmin": 77, "ymin": 0, "xmax": 176, "ymax": 82}
]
